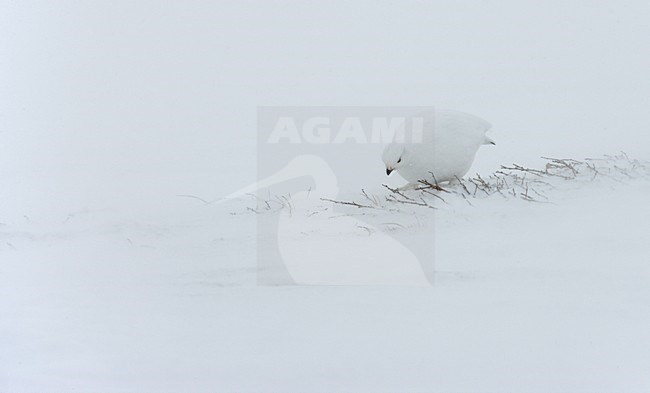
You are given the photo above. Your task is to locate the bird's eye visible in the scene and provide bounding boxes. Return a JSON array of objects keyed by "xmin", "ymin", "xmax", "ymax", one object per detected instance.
[{"xmin": 397, "ymin": 158, "xmax": 402, "ymax": 163}]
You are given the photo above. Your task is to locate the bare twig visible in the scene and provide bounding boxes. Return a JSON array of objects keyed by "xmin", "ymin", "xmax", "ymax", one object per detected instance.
[
  {"xmin": 176, "ymin": 194, "xmax": 213, "ymax": 205},
  {"xmin": 361, "ymin": 189, "xmax": 380, "ymax": 206},
  {"xmin": 419, "ymin": 188, "xmax": 449, "ymax": 204},
  {"xmin": 454, "ymin": 175, "xmax": 470, "ymax": 195},
  {"xmin": 385, "ymin": 194, "xmax": 437, "ymax": 209},
  {"xmin": 418, "ymin": 179, "xmax": 450, "ymax": 193},
  {"xmin": 320, "ymin": 198, "xmax": 375, "ymax": 209},
  {"xmin": 383, "ymin": 184, "xmax": 415, "ymax": 201}
]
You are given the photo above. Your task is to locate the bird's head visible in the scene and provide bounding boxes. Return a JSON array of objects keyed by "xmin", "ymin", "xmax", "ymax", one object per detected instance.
[{"xmin": 382, "ymin": 143, "xmax": 406, "ymax": 176}]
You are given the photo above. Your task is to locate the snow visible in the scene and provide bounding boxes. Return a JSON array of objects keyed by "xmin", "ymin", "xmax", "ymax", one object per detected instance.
[
  {"xmin": 2, "ymin": 1, "xmax": 650, "ymax": 392},
  {"xmin": 2, "ymin": 164, "xmax": 650, "ymax": 392}
]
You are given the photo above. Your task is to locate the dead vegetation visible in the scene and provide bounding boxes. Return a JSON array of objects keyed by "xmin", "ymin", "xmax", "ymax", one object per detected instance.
[
  {"xmin": 214, "ymin": 153, "xmax": 648, "ymax": 215},
  {"xmin": 322, "ymin": 153, "xmax": 649, "ymax": 210}
]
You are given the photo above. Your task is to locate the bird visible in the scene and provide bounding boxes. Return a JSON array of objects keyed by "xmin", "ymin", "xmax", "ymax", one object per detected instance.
[{"xmin": 382, "ymin": 109, "xmax": 494, "ymax": 190}]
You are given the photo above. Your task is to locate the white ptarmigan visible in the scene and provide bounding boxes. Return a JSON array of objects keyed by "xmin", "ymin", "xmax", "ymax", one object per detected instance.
[{"xmin": 382, "ymin": 109, "xmax": 494, "ymax": 189}]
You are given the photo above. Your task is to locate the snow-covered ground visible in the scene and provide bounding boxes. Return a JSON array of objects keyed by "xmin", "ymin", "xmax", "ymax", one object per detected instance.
[{"xmin": 2, "ymin": 1, "xmax": 650, "ymax": 392}]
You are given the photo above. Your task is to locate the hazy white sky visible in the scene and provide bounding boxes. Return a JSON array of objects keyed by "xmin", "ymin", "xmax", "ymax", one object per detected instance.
[{"xmin": 1, "ymin": 0, "xmax": 649, "ymax": 218}]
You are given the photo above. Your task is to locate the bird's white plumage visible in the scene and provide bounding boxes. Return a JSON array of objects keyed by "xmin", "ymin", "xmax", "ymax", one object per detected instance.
[{"xmin": 382, "ymin": 109, "xmax": 494, "ymax": 185}]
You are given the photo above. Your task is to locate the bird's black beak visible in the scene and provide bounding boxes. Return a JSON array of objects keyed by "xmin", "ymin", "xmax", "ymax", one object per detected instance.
[{"xmin": 386, "ymin": 168, "xmax": 393, "ymax": 176}]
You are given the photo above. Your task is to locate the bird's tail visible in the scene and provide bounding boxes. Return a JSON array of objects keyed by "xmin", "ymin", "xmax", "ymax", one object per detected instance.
[{"xmin": 484, "ymin": 136, "xmax": 496, "ymax": 145}]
